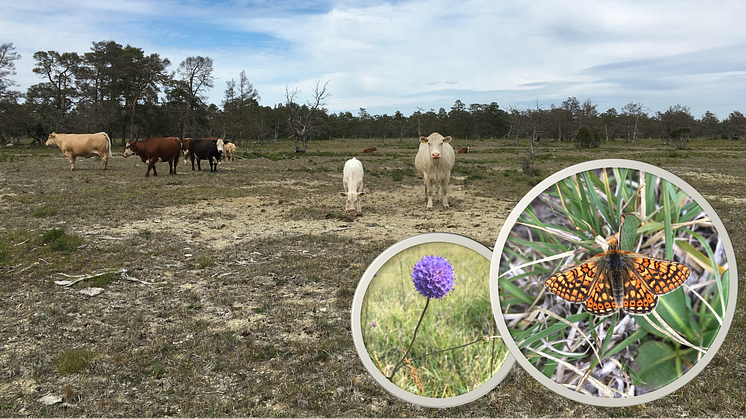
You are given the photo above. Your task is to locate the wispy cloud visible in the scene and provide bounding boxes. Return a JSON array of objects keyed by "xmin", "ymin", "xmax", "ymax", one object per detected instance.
[{"xmin": 2, "ymin": 0, "xmax": 745, "ymax": 118}]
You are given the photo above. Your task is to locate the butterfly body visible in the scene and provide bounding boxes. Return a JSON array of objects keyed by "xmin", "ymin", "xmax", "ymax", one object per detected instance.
[{"xmin": 544, "ymin": 242, "xmax": 690, "ymax": 316}]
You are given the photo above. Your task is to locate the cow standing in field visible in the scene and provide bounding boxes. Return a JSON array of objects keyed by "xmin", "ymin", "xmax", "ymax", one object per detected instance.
[
  {"xmin": 223, "ymin": 142, "xmax": 237, "ymax": 162},
  {"xmin": 181, "ymin": 137, "xmax": 223, "ymax": 162},
  {"xmin": 45, "ymin": 132, "xmax": 112, "ymax": 170},
  {"xmin": 341, "ymin": 157, "xmax": 365, "ymax": 213},
  {"xmin": 415, "ymin": 132, "xmax": 455, "ymax": 210},
  {"xmin": 189, "ymin": 138, "xmax": 224, "ymax": 172},
  {"xmin": 121, "ymin": 137, "xmax": 182, "ymax": 177}
]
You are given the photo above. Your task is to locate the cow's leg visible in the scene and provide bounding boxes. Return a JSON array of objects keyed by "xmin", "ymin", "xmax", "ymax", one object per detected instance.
[
  {"xmin": 441, "ymin": 173, "xmax": 451, "ymax": 209},
  {"xmin": 424, "ymin": 177, "xmax": 434, "ymax": 210},
  {"xmin": 149, "ymin": 157, "xmax": 158, "ymax": 177},
  {"xmin": 191, "ymin": 156, "xmax": 196, "ymax": 171},
  {"xmin": 65, "ymin": 153, "xmax": 75, "ymax": 170},
  {"xmin": 101, "ymin": 154, "xmax": 108, "ymax": 170},
  {"xmin": 171, "ymin": 157, "xmax": 178, "ymax": 175},
  {"xmin": 197, "ymin": 159, "xmax": 202, "ymax": 171}
]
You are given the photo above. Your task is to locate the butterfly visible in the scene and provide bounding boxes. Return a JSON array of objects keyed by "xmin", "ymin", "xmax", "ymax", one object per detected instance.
[{"xmin": 544, "ymin": 238, "xmax": 691, "ymax": 316}]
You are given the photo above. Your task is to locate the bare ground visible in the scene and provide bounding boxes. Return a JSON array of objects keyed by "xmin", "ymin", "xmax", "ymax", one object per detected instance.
[{"xmin": 1, "ymin": 137, "xmax": 745, "ymax": 417}]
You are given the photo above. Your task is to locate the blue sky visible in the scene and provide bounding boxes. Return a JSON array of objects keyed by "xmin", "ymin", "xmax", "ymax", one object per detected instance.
[{"xmin": 2, "ymin": 0, "xmax": 746, "ymax": 119}]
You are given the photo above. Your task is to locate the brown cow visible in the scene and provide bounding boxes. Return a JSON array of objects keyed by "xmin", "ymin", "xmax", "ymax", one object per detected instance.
[
  {"xmin": 457, "ymin": 147, "xmax": 470, "ymax": 153},
  {"xmin": 122, "ymin": 137, "xmax": 181, "ymax": 177},
  {"xmin": 363, "ymin": 147, "xmax": 377, "ymax": 153},
  {"xmin": 45, "ymin": 132, "xmax": 112, "ymax": 170}
]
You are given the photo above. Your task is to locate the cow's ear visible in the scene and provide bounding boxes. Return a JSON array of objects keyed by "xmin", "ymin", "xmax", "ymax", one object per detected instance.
[
  {"xmin": 419, "ymin": 136, "xmax": 427, "ymax": 143},
  {"xmin": 443, "ymin": 136, "xmax": 452, "ymax": 143}
]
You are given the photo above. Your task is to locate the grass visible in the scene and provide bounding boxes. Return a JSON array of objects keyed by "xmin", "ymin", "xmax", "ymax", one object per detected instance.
[
  {"xmin": 361, "ymin": 242, "xmax": 510, "ymax": 398},
  {"xmin": 0, "ymin": 136, "xmax": 744, "ymax": 416},
  {"xmin": 497, "ymin": 167, "xmax": 728, "ymax": 397},
  {"xmin": 54, "ymin": 349, "xmax": 96, "ymax": 375}
]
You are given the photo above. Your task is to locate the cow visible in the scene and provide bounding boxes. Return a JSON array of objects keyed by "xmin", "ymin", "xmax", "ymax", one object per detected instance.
[
  {"xmin": 457, "ymin": 147, "xmax": 470, "ymax": 154},
  {"xmin": 362, "ymin": 147, "xmax": 377, "ymax": 153},
  {"xmin": 121, "ymin": 137, "xmax": 182, "ymax": 177},
  {"xmin": 45, "ymin": 132, "xmax": 112, "ymax": 170},
  {"xmin": 414, "ymin": 132, "xmax": 455, "ymax": 210},
  {"xmin": 189, "ymin": 138, "xmax": 224, "ymax": 172},
  {"xmin": 340, "ymin": 157, "xmax": 364, "ymax": 213},
  {"xmin": 223, "ymin": 142, "xmax": 237, "ymax": 162},
  {"xmin": 181, "ymin": 137, "xmax": 221, "ymax": 162}
]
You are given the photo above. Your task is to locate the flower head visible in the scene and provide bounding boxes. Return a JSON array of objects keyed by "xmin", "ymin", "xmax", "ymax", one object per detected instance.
[{"xmin": 411, "ymin": 255, "xmax": 455, "ymax": 299}]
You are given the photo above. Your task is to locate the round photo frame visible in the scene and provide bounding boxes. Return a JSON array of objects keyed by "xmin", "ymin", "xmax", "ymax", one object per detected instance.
[
  {"xmin": 490, "ymin": 159, "xmax": 738, "ymax": 406},
  {"xmin": 351, "ymin": 232, "xmax": 516, "ymax": 408}
]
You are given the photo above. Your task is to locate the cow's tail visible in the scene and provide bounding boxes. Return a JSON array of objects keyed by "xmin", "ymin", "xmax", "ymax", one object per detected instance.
[{"xmin": 103, "ymin": 132, "xmax": 113, "ymax": 158}]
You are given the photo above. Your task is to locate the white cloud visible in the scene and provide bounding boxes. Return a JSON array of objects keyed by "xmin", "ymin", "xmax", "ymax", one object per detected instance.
[{"xmin": 1, "ymin": 0, "xmax": 745, "ymax": 117}]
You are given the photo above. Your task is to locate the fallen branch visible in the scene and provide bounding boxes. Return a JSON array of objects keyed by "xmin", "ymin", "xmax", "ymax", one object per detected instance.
[{"xmin": 121, "ymin": 270, "xmax": 153, "ymax": 285}]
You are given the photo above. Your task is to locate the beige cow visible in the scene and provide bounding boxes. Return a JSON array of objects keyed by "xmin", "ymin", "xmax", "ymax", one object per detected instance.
[
  {"xmin": 223, "ymin": 142, "xmax": 237, "ymax": 162},
  {"xmin": 45, "ymin": 132, "xmax": 112, "ymax": 170},
  {"xmin": 414, "ymin": 132, "xmax": 455, "ymax": 210}
]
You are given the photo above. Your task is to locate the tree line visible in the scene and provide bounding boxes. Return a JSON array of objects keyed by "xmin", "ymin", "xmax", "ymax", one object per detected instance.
[{"xmin": 1, "ymin": 41, "xmax": 746, "ymax": 151}]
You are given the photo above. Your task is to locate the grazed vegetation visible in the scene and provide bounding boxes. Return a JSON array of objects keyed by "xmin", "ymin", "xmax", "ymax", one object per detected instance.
[{"xmin": 0, "ymin": 136, "xmax": 744, "ymax": 417}]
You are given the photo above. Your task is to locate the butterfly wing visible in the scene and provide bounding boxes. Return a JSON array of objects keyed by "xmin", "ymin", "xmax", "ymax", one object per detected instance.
[
  {"xmin": 617, "ymin": 250, "xmax": 689, "ymax": 315},
  {"xmin": 544, "ymin": 255, "xmax": 604, "ymax": 303},
  {"xmin": 581, "ymin": 267, "xmax": 619, "ymax": 316}
]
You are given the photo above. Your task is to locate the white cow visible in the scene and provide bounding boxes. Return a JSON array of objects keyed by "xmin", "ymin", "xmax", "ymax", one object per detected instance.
[
  {"xmin": 45, "ymin": 132, "xmax": 112, "ymax": 170},
  {"xmin": 415, "ymin": 132, "xmax": 455, "ymax": 210},
  {"xmin": 340, "ymin": 157, "xmax": 365, "ymax": 213}
]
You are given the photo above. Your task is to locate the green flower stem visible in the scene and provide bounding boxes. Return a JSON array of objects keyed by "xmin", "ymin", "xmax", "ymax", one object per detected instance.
[
  {"xmin": 409, "ymin": 336, "xmax": 484, "ymax": 363},
  {"xmin": 388, "ymin": 297, "xmax": 430, "ymax": 380}
]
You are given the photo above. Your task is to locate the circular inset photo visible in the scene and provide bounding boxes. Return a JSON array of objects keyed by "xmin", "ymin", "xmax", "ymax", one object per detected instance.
[
  {"xmin": 491, "ymin": 159, "xmax": 737, "ymax": 406},
  {"xmin": 351, "ymin": 233, "xmax": 515, "ymax": 408}
]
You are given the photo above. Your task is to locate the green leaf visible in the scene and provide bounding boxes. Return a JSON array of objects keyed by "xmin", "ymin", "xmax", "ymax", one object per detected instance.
[
  {"xmin": 620, "ymin": 214, "xmax": 641, "ymax": 251},
  {"xmin": 631, "ymin": 340, "xmax": 679, "ymax": 391}
]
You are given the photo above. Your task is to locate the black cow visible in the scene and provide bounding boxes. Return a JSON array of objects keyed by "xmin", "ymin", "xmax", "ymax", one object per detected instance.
[{"xmin": 189, "ymin": 138, "xmax": 224, "ymax": 172}]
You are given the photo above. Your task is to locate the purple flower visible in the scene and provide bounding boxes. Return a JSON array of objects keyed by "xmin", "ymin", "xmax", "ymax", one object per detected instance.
[{"xmin": 411, "ymin": 255, "xmax": 455, "ymax": 299}]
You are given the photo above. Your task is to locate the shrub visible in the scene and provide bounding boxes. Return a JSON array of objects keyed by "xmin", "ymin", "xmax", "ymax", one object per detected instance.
[
  {"xmin": 575, "ymin": 126, "xmax": 600, "ymax": 148},
  {"xmin": 54, "ymin": 349, "xmax": 95, "ymax": 375}
]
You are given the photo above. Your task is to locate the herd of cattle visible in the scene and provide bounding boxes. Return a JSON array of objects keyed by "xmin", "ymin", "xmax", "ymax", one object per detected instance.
[{"xmin": 45, "ymin": 131, "xmax": 462, "ymax": 211}]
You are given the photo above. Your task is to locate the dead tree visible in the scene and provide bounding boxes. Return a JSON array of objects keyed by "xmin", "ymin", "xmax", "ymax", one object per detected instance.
[{"xmin": 285, "ymin": 80, "xmax": 329, "ymax": 153}]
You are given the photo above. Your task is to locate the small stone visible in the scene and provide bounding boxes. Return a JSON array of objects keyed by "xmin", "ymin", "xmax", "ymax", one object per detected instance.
[{"xmin": 39, "ymin": 394, "xmax": 63, "ymax": 405}]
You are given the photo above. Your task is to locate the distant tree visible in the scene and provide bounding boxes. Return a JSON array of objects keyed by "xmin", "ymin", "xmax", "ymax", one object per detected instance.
[
  {"xmin": 657, "ymin": 104, "xmax": 695, "ymax": 145},
  {"xmin": 393, "ymin": 110, "xmax": 408, "ymax": 142},
  {"xmin": 121, "ymin": 47, "xmax": 171, "ymax": 142},
  {"xmin": 699, "ymin": 111, "xmax": 720, "ymax": 139},
  {"xmin": 175, "ymin": 56, "xmax": 214, "ymax": 138},
  {"xmin": 0, "ymin": 43, "xmax": 29, "ymax": 144},
  {"xmin": 448, "ymin": 99, "xmax": 470, "ymax": 139},
  {"xmin": 222, "ymin": 70, "xmax": 260, "ymax": 145},
  {"xmin": 0, "ymin": 43, "xmax": 21, "ymax": 101},
  {"xmin": 621, "ymin": 102, "xmax": 646, "ymax": 143},
  {"xmin": 285, "ymin": 79, "xmax": 329, "ymax": 152},
  {"xmin": 600, "ymin": 108, "xmax": 618, "ymax": 141},
  {"xmin": 725, "ymin": 111, "xmax": 746, "ymax": 141}
]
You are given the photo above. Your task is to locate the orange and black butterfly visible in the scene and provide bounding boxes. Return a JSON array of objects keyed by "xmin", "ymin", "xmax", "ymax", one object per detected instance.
[{"xmin": 544, "ymin": 238, "xmax": 691, "ymax": 316}]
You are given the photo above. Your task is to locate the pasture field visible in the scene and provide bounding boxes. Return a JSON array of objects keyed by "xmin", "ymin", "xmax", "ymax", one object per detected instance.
[{"xmin": 0, "ymin": 136, "xmax": 745, "ymax": 417}]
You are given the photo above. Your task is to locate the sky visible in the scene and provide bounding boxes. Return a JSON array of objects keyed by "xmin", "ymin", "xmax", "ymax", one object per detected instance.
[{"xmin": 2, "ymin": 0, "xmax": 746, "ymax": 120}]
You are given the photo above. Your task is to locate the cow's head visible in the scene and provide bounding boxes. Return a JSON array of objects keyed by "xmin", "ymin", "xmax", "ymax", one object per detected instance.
[
  {"xmin": 121, "ymin": 141, "xmax": 136, "ymax": 157},
  {"xmin": 340, "ymin": 191, "xmax": 365, "ymax": 212},
  {"xmin": 45, "ymin": 132, "xmax": 57, "ymax": 146},
  {"xmin": 420, "ymin": 132, "xmax": 452, "ymax": 159}
]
